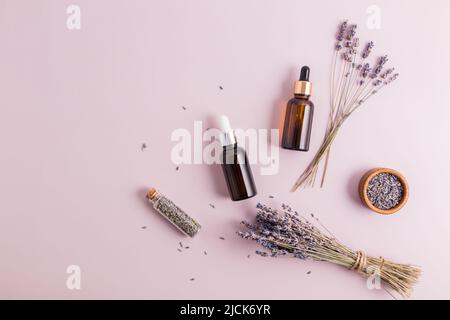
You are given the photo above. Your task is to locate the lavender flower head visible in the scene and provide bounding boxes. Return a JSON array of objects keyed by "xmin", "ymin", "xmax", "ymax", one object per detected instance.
[
  {"xmin": 346, "ymin": 24, "xmax": 357, "ymax": 40},
  {"xmin": 336, "ymin": 20, "xmax": 348, "ymax": 41},
  {"xmin": 362, "ymin": 41, "xmax": 374, "ymax": 59},
  {"xmin": 361, "ymin": 63, "xmax": 371, "ymax": 78},
  {"xmin": 381, "ymin": 68, "xmax": 395, "ymax": 79},
  {"xmin": 370, "ymin": 55, "xmax": 389, "ymax": 79},
  {"xmin": 237, "ymin": 203, "xmax": 336, "ymax": 259},
  {"xmin": 342, "ymin": 52, "xmax": 353, "ymax": 62},
  {"xmin": 335, "ymin": 20, "xmax": 348, "ymax": 51},
  {"xmin": 384, "ymin": 73, "xmax": 399, "ymax": 85}
]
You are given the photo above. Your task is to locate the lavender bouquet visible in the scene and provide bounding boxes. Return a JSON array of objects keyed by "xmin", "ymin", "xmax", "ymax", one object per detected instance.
[
  {"xmin": 238, "ymin": 203, "xmax": 421, "ymax": 298},
  {"xmin": 293, "ymin": 20, "xmax": 399, "ymax": 190}
]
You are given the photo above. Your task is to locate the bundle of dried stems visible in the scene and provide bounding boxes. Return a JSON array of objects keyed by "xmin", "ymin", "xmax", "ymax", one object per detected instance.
[
  {"xmin": 293, "ymin": 20, "xmax": 399, "ymax": 191},
  {"xmin": 238, "ymin": 203, "xmax": 421, "ymax": 298}
]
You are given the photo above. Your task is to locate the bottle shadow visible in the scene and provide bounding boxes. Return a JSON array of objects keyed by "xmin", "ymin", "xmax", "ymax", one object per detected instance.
[{"xmin": 269, "ymin": 67, "xmax": 298, "ymax": 141}]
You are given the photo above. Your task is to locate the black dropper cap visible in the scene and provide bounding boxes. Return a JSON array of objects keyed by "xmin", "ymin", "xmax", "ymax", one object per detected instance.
[{"xmin": 299, "ymin": 66, "xmax": 310, "ymax": 81}]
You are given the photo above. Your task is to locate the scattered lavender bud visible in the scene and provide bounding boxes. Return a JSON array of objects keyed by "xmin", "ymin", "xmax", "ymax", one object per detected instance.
[
  {"xmin": 209, "ymin": 204, "xmax": 215, "ymax": 209},
  {"xmin": 255, "ymin": 250, "xmax": 268, "ymax": 257},
  {"xmin": 190, "ymin": 278, "xmax": 195, "ymax": 281},
  {"xmin": 219, "ymin": 237, "xmax": 225, "ymax": 240},
  {"xmin": 204, "ymin": 251, "xmax": 207, "ymax": 255},
  {"xmin": 177, "ymin": 248, "xmax": 182, "ymax": 252},
  {"xmin": 141, "ymin": 143, "xmax": 147, "ymax": 151},
  {"xmin": 181, "ymin": 106, "xmax": 186, "ymax": 110}
]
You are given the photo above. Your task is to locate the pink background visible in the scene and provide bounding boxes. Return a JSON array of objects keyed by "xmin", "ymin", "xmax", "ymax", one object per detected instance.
[{"xmin": 1, "ymin": 0, "xmax": 450, "ymax": 299}]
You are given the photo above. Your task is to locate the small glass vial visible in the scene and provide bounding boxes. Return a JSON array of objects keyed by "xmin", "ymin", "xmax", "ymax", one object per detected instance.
[{"xmin": 146, "ymin": 188, "xmax": 201, "ymax": 237}]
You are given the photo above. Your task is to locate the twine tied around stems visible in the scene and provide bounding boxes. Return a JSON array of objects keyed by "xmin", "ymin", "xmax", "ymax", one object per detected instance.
[
  {"xmin": 351, "ymin": 251, "xmax": 367, "ymax": 272},
  {"xmin": 351, "ymin": 251, "xmax": 386, "ymax": 275}
]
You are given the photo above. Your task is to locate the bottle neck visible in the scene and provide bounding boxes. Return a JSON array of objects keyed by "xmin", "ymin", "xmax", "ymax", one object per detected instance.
[
  {"xmin": 294, "ymin": 93, "xmax": 310, "ymax": 99},
  {"xmin": 223, "ymin": 142, "xmax": 237, "ymax": 150},
  {"xmin": 219, "ymin": 131, "xmax": 236, "ymax": 147}
]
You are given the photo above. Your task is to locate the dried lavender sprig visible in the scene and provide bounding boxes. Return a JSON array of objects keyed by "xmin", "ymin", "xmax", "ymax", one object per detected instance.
[
  {"xmin": 324, "ymin": 22, "xmax": 362, "ymax": 188},
  {"xmin": 238, "ymin": 204, "xmax": 422, "ymax": 298},
  {"xmin": 293, "ymin": 20, "xmax": 400, "ymax": 190}
]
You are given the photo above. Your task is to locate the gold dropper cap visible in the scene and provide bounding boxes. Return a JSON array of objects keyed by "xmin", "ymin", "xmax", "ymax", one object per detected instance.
[
  {"xmin": 294, "ymin": 81, "xmax": 312, "ymax": 96},
  {"xmin": 294, "ymin": 66, "xmax": 312, "ymax": 96}
]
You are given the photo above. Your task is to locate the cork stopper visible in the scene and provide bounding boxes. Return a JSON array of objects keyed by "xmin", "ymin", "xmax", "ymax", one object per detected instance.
[{"xmin": 146, "ymin": 188, "xmax": 159, "ymax": 201}]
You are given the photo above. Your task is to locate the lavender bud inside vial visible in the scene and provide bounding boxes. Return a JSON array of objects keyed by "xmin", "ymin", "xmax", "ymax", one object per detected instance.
[{"xmin": 146, "ymin": 188, "xmax": 201, "ymax": 237}]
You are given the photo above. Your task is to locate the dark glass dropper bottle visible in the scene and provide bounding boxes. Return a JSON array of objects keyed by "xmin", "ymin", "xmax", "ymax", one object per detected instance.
[
  {"xmin": 219, "ymin": 115, "xmax": 257, "ymax": 201},
  {"xmin": 281, "ymin": 66, "xmax": 315, "ymax": 151}
]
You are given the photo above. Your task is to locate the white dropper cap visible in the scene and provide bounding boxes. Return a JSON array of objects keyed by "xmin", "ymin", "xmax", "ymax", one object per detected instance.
[
  {"xmin": 219, "ymin": 115, "xmax": 233, "ymax": 133},
  {"xmin": 218, "ymin": 115, "xmax": 236, "ymax": 146}
]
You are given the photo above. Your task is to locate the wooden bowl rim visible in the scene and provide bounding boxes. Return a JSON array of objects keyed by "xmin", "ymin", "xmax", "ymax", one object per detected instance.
[{"xmin": 359, "ymin": 168, "xmax": 409, "ymax": 215}]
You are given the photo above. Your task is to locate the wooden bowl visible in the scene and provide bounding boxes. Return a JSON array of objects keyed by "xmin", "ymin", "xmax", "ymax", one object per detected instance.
[{"xmin": 359, "ymin": 168, "xmax": 409, "ymax": 215}]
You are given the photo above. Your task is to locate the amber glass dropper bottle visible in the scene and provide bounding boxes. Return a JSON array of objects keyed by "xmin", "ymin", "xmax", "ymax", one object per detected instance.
[
  {"xmin": 219, "ymin": 115, "xmax": 257, "ymax": 201},
  {"xmin": 281, "ymin": 66, "xmax": 315, "ymax": 151}
]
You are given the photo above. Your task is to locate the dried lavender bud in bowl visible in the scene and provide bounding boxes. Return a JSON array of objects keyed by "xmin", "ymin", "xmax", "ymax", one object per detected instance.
[{"xmin": 359, "ymin": 168, "xmax": 409, "ymax": 215}]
